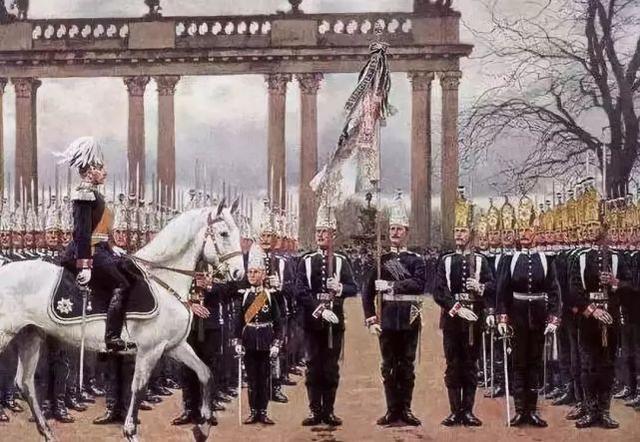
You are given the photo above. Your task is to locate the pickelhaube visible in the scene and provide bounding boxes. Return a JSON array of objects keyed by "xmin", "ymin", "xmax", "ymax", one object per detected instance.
[
  {"xmin": 259, "ymin": 199, "xmax": 275, "ymax": 234},
  {"xmin": 516, "ymin": 195, "xmax": 536, "ymax": 230},
  {"xmin": 454, "ymin": 186, "xmax": 474, "ymax": 229},
  {"xmin": 316, "ymin": 202, "xmax": 337, "ymax": 230},
  {"xmin": 475, "ymin": 209, "xmax": 488, "ymax": 240},
  {"xmin": 388, "ymin": 189, "xmax": 410, "ymax": 228},
  {"xmin": 486, "ymin": 198, "xmax": 501, "ymax": 233},
  {"xmin": 500, "ymin": 197, "xmax": 516, "ymax": 232}
]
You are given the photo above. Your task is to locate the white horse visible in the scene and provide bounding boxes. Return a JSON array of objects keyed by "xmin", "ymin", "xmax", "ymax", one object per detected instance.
[{"xmin": 0, "ymin": 201, "xmax": 245, "ymax": 442}]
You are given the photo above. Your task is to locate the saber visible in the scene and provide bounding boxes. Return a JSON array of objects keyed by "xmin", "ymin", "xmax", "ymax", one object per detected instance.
[
  {"xmin": 482, "ymin": 331, "xmax": 488, "ymax": 389},
  {"xmin": 503, "ymin": 336, "xmax": 511, "ymax": 426},
  {"xmin": 490, "ymin": 328, "xmax": 495, "ymax": 397},
  {"xmin": 543, "ymin": 334, "xmax": 547, "ymax": 399},
  {"xmin": 237, "ymin": 353, "xmax": 242, "ymax": 426},
  {"xmin": 79, "ymin": 285, "xmax": 89, "ymax": 393}
]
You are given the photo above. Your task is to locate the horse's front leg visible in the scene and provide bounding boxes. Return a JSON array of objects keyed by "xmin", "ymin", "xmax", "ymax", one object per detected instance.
[
  {"xmin": 122, "ymin": 344, "xmax": 166, "ymax": 442},
  {"xmin": 167, "ymin": 342, "xmax": 214, "ymax": 442}
]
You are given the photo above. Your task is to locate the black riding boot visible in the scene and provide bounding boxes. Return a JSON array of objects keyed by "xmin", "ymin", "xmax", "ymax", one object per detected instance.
[
  {"xmin": 301, "ymin": 386, "xmax": 323, "ymax": 426},
  {"xmin": 441, "ymin": 388, "xmax": 462, "ymax": 426},
  {"xmin": 460, "ymin": 386, "xmax": 482, "ymax": 426},
  {"xmin": 527, "ymin": 388, "xmax": 548, "ymax": 427},
  {"xmin": 52, "ymin": 395, "xmax": 75, "ymax": 423},
  {"xmin": 105, "ymin": 288, "xmax": 136, "ymax": 352}
]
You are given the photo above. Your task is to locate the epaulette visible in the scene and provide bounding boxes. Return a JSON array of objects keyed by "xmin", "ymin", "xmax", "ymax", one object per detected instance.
[
  {"xmin": 71, "ymin": 183, "xmax": 96, "ymax": 202},
  {"xmin": 302, "ymin": 251, "xmax": 321, "ymax": 259}
]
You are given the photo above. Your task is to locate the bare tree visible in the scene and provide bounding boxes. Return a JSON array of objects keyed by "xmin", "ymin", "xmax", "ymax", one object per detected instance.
[{"xmin": 462, "ymin": 0, "xmax": 640, "ymax": 197}]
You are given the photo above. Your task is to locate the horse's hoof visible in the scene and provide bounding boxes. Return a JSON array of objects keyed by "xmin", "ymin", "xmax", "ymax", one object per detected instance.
[
  {"xmin": 192, "ymin": 424, "xmax": 209, "ymax": 442},
  {"xmin": 122, "ymin": 423, "xmax": 138, "ymax": 442}
]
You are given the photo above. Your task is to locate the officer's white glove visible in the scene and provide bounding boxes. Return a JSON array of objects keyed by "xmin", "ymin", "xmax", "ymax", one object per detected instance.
[
  {"xmin": 269, "ymin": 345, "xmax": 279, "ymax": 359},
  {"xmin": 456, "ymin": 307, "xmax": 478, "ymax": 322},
  {"xmin": 544, "ymin": 323, "xmax": 557, "ymax": 335},
  {"xmin": 497, "ymin": 322, "xmax": 508, "ymax": 336},
  {"xmin": 112, "ymin": 246, "xmax": 126, "ymax": 257},
  {"xmin": 368, "ymin": 323, "xmax": 382, "ymax": 336},
  {"xmin": 375, "ymin": 280, "xmax": 393, "ymax": 293},
  {"xmin": 326, "ymin": 277, "xmax": 342, "ymax": 295},
  {"xmin": 592, "ymin": 308, "xmax": 613, "ymax": 325},
  {"xmin": 485, "ymin": 314, "xmax": 496, "ymax": 328},
  {"xmin": 235, "ymin": 344, "xmax": 245, "ymax": 356},
  {"xmin": 465, "ymin": 278, "xmax": 484, "ymax": 294},
  {"xmin": 321, "ymin": 309, "xmax": 339, "ymax": 324},
  {"xmin": 267, "ymin": 274, "xmax": 282, "ymax": 291},
  {"xmin": 77, "ymin": 269, "xmax": 92, "ymax": 285}
]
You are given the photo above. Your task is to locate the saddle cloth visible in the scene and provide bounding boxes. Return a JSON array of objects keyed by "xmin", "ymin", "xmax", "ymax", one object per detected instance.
[{"xmin": 48, "ymin": 260, "xmax": 159, "ymax": 325}]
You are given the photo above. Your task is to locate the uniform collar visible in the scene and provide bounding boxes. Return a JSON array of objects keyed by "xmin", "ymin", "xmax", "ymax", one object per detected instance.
[{"xmin": 390, "ymin": 246, "xmax": 407, "ymax": 254}]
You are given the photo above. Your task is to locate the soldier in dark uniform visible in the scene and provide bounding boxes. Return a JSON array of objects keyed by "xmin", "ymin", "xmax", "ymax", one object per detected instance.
[
  {"xmin": 433, "ymin": 188, "xmax": 494, "ymax": 427},
  {"xmin": 496, "ymin": 196, "xmax": 561, "ymax": 427},
  {"xmin": 362, "ymin": 191, "xmax": 425, "ymax": 426},
  {"xmin": 233, "ymin": 248, "xmax": 283, "ymax": 425},
  {"xmin": 295, "ymin": 205, "xmax": 357, "ymax": 426},
  {"xmin": 58, "ymin": 136, "xmax": 136, "ymax": 353},
  {"xmin": 567, "ymin": 187, "xmax": 632, "ymax": 429}
]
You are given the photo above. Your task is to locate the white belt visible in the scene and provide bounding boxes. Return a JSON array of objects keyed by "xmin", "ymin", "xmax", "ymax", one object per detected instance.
[
  {"xmin": 513, "ymin": 292, "xmax": 547, "ymax": 301},
  {"xmin": 317, "ymin": 293, "xmax": 333, "ymax": 301},
  {"xmin": 454, "ymin": 292, "xmax": 477, "ymax": 302},
  {"xmin": 246, "ymin": 322, "xmax": 273, "ymax": 328},
  {"xmin": 589, "ymin": 292, "xmax": 608, "ymax": 301},
  {"xmin": 382, "ymin": 294, "xmax": 423, "ymax": 302}
]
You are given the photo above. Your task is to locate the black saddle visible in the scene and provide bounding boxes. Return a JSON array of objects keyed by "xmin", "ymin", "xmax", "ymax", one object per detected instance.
[{"xmin": 49, "ymin": 260, "xmax": 158, "ymax": 325}]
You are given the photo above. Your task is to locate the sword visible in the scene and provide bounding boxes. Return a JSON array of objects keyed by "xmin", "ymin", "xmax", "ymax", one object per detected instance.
[
  {"xmin": 490, "ymin": 328, "xmax": 495, "ymax": 397},
  {"xmin": 79, "ymin": 285, "xmax": 90, "ymax": 393},
  {"xmin": 482, "ymin": 331, "xmax": 488, "ymax": 389},
  {"xmin": 503, "ymin": 333, "xmax": 511, "ymax": 426},
  {"xmin": 237, "ymin": 352, "xmax": 242, "ymax": 426}
]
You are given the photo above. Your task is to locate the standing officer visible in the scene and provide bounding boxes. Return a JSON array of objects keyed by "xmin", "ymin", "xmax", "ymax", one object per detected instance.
[
  {"xmin": 496, "ymin": 196, "xmax": 561, "ymax": 427},
  {"xmin": 434, "ymin": 187, "xmax": 494, "ymax": 427},
  {"xmin": 362, "ymin": 191, "xmax": 426, "ymax": 426},
  {"xmin": 295, "ymin": 204, "xmax": 357, "ymax": 426}
]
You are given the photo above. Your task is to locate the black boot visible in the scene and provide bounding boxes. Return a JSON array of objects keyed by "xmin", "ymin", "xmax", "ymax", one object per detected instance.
[
  {"xmin": 598, "ymin": 391, "xmax": 618, "ymax": 429},
  {"xmin": 625, "ymin": 387, "xmax": 640, "ymax": 407},
  {"xmin": 441, "ymin": 388, "xmax": 462, "ymax": 426},
  {"xmin": 66, "ymin": 385, "xmax": 88, "ymax": 412},
  {"xmin": 552, "ymin": 383, "xmax": 575, "ymax": 406},
  {"xmin": 243, "ymin": 409, "xmax": 259, "ymax": 424},
  {"xmin": 2, "ymin": 394, "xmax": 24, "ymax": 413},
  {"xmin": 86, "ymin": 377, "xmax": 105, "ymax": 397},
  {"xmin": 613, "ymin": 385, "xmax": 634, "ymax": 400},
  {"xmin": 172, "ymin": 410, "xmax": 196, "ymax": 426},
  {"xmin": 105, "ymin": 288, "xmax": 137, "ymax": 352},
  {"xmin": 376, "ymin": 409, "xmax": 400, "ymax": 426},
  {"xmin": 93, "ymin": 398, "xmax": 120, "ymax": 425},
  {"xmin": 271, "ymin": 384, "xmax": 288, "ymax": 403},
  {"xmin": 527, "ymin": 388, "xmax": 547, "ymax": 427},
  {"xmin": 259, "ymin": 409, "xmax": 275, "ymax": 425},
  {"xmin": 460, "ymin": 386, "xmax": 482, "ymax": 426},
  {"xmin": 509, "ymin": 393, "xmax": 527, "ymax": 427},
  {"xmin": 301, "ymin": 387, "xmax": 323, "ymax": 426},
  {"xmin": 52, "ymin": 395, "xmax": 75, "ymax": 423},
  {"xmin": 322, "ymin": 388, "xmax": 342, "ymax": 426},
  {"xmin": 575, "ymin": 394, "xmax": 598, "ymax": 429}
]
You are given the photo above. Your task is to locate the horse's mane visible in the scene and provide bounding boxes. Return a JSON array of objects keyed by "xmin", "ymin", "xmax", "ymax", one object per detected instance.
[{"xmin": 135, "ymin": 208, "xmax": 210, "ymax": 264}]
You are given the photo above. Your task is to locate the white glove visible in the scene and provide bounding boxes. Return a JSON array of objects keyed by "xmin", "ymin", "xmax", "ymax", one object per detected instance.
[
  {"xmin": 375, "ymin": 280, "xmax": 393, "ymax": 293},
  {"xmin": 485, "ymin": 314, "xmax": 496, "ymax": 328},
  {"xmin": 269, "ymin": 345, "xmax": 279, "ymax": 359},
  {"xmin": 592, "ymin": 308, "xmax": 613, "ymax": 325},
  {"xmin": 77, "ymin": 269, "xmax": 91, "ymax": 285},
  {"xmin": 465, "ymin": 278, "xmax": 483, "ymax": 294},
  {"xmin": 112, "ymin": 246, "xmax": 126, "ymax": 257},
  {"xmin": 497, "ymin": 322, "xmax": 508, "ymax": 336},
  {"xmin": 267, "ymin": 275, "xmax": 282, "ymax": 291},
  {"xmin": 326, "ymin": 277, "xmax": 342, "ymax": 294},
  {"xmin": 544, "ymin": 323, "xmax": 557, "ymax": 335},
  {"xmin": 235, "ymin": 344, "xmax": 244, "ymax": 356},
  {"xmin": 456, "ymin": 307, "xmax": 478, "ymax": 322},
  {"xmin": 321, "ymin": 309, "xmax": 339, "ymax": 324},
  {"xmin": 368, "ymin": 323, "xmax": 382, "ymax": 336}
]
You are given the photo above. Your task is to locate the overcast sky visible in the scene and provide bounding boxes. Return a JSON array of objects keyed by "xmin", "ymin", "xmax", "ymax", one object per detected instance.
[{"xmin": 0, "ymin": 0, "xmax": 580, "ymax": 203}]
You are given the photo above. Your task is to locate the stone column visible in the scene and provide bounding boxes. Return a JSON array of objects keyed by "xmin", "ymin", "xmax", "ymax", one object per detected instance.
[
  {"xmin": 13, "ymin": 77, "xmax": 41, "ymax": 205},
  {"xmin": 155, "ymin": 75, "xmax": 180, "ymax": 205},
  {"xmin": 265, "ymin": 74, "xmax": 291, "ymax": 209},
  {"xmin": 408, "ymin": 72, "xmax": 434, "ymax": 248},
  {"xmin": 124, "ymin": 76, "xmax": 150, "ymax": 198},
  {"xmin": 440, "ymin": 71, "xmax": 462, "ymax": 247},
  {"xmin": 296, "ymin": 73, "xmax": 323, "ymax": 249},
  {"xmin": 0, "ymin": 78, "xmax": 6, "ymax": 197}
]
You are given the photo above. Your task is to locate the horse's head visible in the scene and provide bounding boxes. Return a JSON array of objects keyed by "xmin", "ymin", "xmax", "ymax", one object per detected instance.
[{"xmin": 203, "ymin": 198, "xmax": 245, "ymax": 282}]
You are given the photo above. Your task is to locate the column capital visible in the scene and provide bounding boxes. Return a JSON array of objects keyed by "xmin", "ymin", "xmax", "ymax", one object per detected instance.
[
  {"xmin": 439, "ymin": 71, "xmax": 462, "ymax": 90},
  {"xmin": 155, "ymin": 75, "xmax": 181, "ymax": 96},
  {"xmin": 265, "ymin": 73, "xmax": 292, "ymax": 95},
  {"xmin": 12, "ymin": 78, "xmax": 42, "ymax": 98},
  {"xmin": 0, "ymin": 78, "xmax": 7, "ymax": 94},
  {"xmin": 296, "ymin": 73, "xmax": 324, "ymax": 95},
  {"xmin": 124, "ymin": 76, "xmax": 151, "ymax": 97},
  {"xmin": 408, "ymin": 72, "xmax": 435, "ymax": 91}
]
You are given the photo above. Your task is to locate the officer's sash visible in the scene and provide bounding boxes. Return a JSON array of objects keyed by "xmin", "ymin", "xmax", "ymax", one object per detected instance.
[{"xmin": 244, "ymin": 290, "xmax": 268, "ymax": 325}]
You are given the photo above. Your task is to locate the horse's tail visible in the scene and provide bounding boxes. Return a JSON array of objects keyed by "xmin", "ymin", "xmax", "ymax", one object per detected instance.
[{"xmin": 0, "ymin": 329, "xmax": 16, "ymax": 354}]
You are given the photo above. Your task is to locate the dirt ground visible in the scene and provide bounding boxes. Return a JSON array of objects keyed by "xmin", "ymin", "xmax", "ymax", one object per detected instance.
[{"xmin": 2, "ymin": 298, "xmax": 639, "ymax": 441}]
